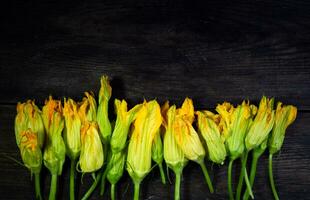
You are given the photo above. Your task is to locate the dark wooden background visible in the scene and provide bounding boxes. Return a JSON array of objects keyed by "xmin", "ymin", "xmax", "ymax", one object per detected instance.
[{"xmin": 0, "ymin": 0, "xmax": 309, "ymax": 199}]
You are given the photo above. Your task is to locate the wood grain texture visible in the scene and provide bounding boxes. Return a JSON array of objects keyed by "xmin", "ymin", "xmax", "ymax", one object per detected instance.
[{"xmin": 0, "ymin": 0, "xmax": 310, "ymax": 199}]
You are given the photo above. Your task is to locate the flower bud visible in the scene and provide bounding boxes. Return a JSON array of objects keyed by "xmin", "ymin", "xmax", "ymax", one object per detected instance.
[
  {"xmin": 164, "ymin": 105, "xmax": 188, "ymax": 172},
  {"xmin": 79, "ymin": 121, "xmax": 104, "ymax": 172},
  {"xmin": 173, "ymin": 98, "xmax": 205, "ymax": 163},
  {"xmin": 126, "ymin": 100, "xmax": 162, "ymax": 183},
  {"xmin": 97, "ymin": 75, "xmax": 112, "ymax": 142},
  {"xmin": 42, "ymin": 96, "xmax": 66, "ymax": 175},
  {"xmin": 216, "ymin": 102, "xmax": 235, "ymax": 141},
  {"xmin": 196, "ymin": 111, "xmax": 226, "ymax": 164},
  {"xmin": 20, "ymin": 129, "xmax": 42, "ymax": 174},
  {"xmin": 110, "ymin": 99, "xmax": 141, "ymax": 153},
  {"xmin": 220, "ymin": 101, "xmax": 253, "ymax": 160},
  {"xmin": 15, "ymin": 100, "xmax": 45, "ymax": 148},
  {"xmin": 268, "ymin": 102, "xmax": 297, "ymax": 154},
  {"xmin": 245, "ymin": 96, "xmax": 275, "ymax": 151},
  {"xmin": 107, "ymin": 151, "xmax": 126, "ymax": 184},
  {"xmin": 151, "ymin": 130, "xmax": 163, "ymax": 166},
  {"xmin": 63, "ymin": 98, "xmax": 81, "ymax": 160},
  {"xmin": 79, "ymin": 92, "xmax": 97, "ymax": 123}
]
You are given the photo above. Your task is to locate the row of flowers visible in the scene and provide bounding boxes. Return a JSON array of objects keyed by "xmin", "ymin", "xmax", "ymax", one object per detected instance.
[{"xmin": 14, "ymin": 75, "xmax": 297, "ymax": 200}]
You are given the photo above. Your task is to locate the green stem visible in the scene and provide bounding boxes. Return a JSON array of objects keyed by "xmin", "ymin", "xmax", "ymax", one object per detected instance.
[
  {"xmin": 70, "ymin": 159, "xmax": 76, "ymax": 200},
  {"xmin": 48, "ymin": 174, "xmax": 58, "ymax": 200},
  {"xmin": 174, "ymin": 171, "xmax": 181, "ymax": 200},
  {"xmin": 243, "ymin": 151, "xmax": 260, "ymax": 200},
  {"xmin": 100, "ymin": 167, "xmax": 108, "ymax": 195},
  {"xmin": 269, "ymin": 154, "xmax": 279, "ymax": 200},
  {"xmin": 111, "ymin": 183, "xmax": 116, "ymax": 200},
  {"xmin": 34, "ymin": 172, "xmax": 42, "ymax": 200},
  {"xmin": 228, "ymin": 159, "xmax": 234, "ymax": 200},
  {"xmin": 81, "ymin": 172, "xmax": 102, "ymax": 200},
  {"xmin": 159, "ymin": 163, "xmax": 166, "ymax": 184},
  {"xmin": 133, "ymin": 181, "xmax": 141, "ymax": 200},
  {"xmin": 236, "ymin": 152, "xmax": 249, "ymax": 200},
  {"xmin": 199, "ymin": 162, "xmax": 214, "ymax": 193},
  {"xmin": 243, "ymin": 166, "xmax": 254, "ymax": 199}
]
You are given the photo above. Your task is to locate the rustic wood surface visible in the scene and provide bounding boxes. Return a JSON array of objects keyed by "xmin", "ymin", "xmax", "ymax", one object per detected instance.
[{"xmin": 0, "ymin": 0, "xmax": 309, "ymax": 199}]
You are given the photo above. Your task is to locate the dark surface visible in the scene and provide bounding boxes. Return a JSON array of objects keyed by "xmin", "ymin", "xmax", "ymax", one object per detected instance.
[{"xmin": 0, "ymin": 0, "xmax": 309, "ymax": 199}]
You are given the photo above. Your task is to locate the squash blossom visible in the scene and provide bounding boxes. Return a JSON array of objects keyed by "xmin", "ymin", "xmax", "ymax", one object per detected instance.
[
  {"xmin": 20, "ymin": 129, "xmax": 43, "ymax": 200},
  {"xmin": 173, "ymin": 98, "xmax": 214, "ymax": 193},
  {"xmin": 151, "ymin": 101, "xmax": 170, "ymax": 185},
  {"xmin": 97, "ymin": 75, "xmax": 112, "ymax": 142},
  {"xmin": 20, "ymin": 129, "xmax": 42, "ymax": 175},
  {"xmin": 79, "ymin": 92, "xmax": 97, "ymax": 123},
  {"xmin": 80, "ymin": 121, "xmax": 104, "ymax": 173},
  {"xmin": 110, "ymin": 99, "xmax": 142, "ymax": 153},
  {"xmin": 217, "ymin": 101, "xmax": 256, "ymax": 200},
  {"xmin": 242, "ymin": 96, "xmax": 275, "ymax": 200},
  {"xmin": 63, "ymin": 98, "xmax": 81, "ymax": 200},
  {"xmin": 196, "ymin": 111, "xmax": 226, "ymax": 165},
  {"xmin": 15, "ymin": 100, "xmax": 45, "ymax": 148},
  {"xmin": 151, "ymin": 129, "xmax": 165, "ymax": 184},
  {"xmin": 267, "ymin": 102, "xmax": 297, "ymax": 200},
  {"xmin": 126, "ymin": 100, "xmax": 162, "ymax": 200},
  {"xmin": 42, "ymin": 96, "xmax": 65, "ymax": 200},
  {"xmin": 163, "ymin": 105, "xmax": 188, "ymax": 200},
  {"xmin": 106, "ymin": 151, "xmax": 126, "ymax": 200},
  {"xmin": 63, "ymin": 98, "xmax": 81, "ymax": 160},
  {"xmin": 245, "ymin": 96, "xmax": 275, "ymax": 151}
]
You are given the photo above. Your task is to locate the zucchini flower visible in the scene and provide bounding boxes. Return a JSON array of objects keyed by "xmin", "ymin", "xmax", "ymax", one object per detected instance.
[
  {"xmin": 110, "ymin": 99, "xmax": 142, "ymax": 153},
  {"xmin": 79, "ymin": 92, "xmax": 97, "ymax": 123},
  {"xmin": 97, "ymin": 75, "xmax": 112, "ymax": 143},
  {"xmin": 63, "ymin": 98, "xmax": 81, "ymax": 200},
  {"xmin": 79, "ymin": 121, "xmax": 104, "ymax": 173},
  {"xmin": 63, "ymin": 98, "xmax": 81, "ymax": 160},
  {"xmin": 173, "ymin": 98, "xmax": 214, "ymax": 193},
  {"xmin": 163, "ymin": 105, "xmax": 188, "ymax": 200},
  {"xmin": 151, "ymin": 101, "xmax": 170, "ymax": 185},
  {"xmin": 196, "ymin": 111, "xmax": 226, "ymax": 165},
  {"xmin": 268, "ymin": 102, "xmax": 297, "ymax": 200},
  {"xmin": 15, "ymin": 100, "xmax": 45, "ymax": 148},
  {"xmin": 126, "ymin": 100, "xmax": 162, "ymax": 200},
  {"xmin": 243, "ymin": 96, "xmax": 275, "ymax": 200},
  {"xmin": 245, "ymin": 96, "xmax": 275, "ymax": 151},
  {"xmin": 42, "ymin": 96, "xmax": 65, "ymax": 200},
  {"xmin": 217, "ymin": 101, "xmax": 256, "ymax": 200},
  {"xmin": 151, "ymin": 129, "xmax": 165, "ymax": 184},
  {"xmin": 20, "ymin": 129, "xmax": 43, "ymax": 200},
  {"xmin": 106, "ymin": 151, "xmax": 126, "ymax": 200},
  {"xmin": 216, "ymin": 102, "xmax": 235, "ymax": 141}
]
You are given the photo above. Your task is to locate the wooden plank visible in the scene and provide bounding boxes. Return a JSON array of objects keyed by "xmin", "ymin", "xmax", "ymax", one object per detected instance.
[
  {"xmin": 1, "ymin": 0, "xmax": 310, "ymax": 110},
  {"xmin": 0, "ymin": 105, "xmax": 309, "ymax": 199}
]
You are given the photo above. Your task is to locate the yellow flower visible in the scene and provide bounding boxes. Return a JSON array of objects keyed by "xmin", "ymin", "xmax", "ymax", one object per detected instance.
[
  {"xmin": 79, "ymin": 122, "xmax": 104, "ymax": 172},
  {"xmin": 15, "ymin": 100, "xmax": 45, "ymax": 148},
  {"xmin": 126, "ymin": 100, "xmax": 162, "ymax": 183},
  {"xmin": 42, "ymin": 96, "xmax": 66, "ymax": 175},
  {"xmin": 216, "ymin": 102, "xmax": 235, "ymax": 141},
  {"xmin": 196, "ymin": 111, "xmax": 226, "ymax": 164},
  {"xmin": 269, "ymin": 102, "xmax": 297, "ymax": 154},
  {"xmin": 110, "ymin": 99, "xmax": 142, "ymax": 152},
  {"xmin": 97, "ymin": 75, "xmax": 112, "ymax": 142},
  {"xmin": 164, "ymin": 105, "xmax": 188, "ymax": 172},
  {"xmin": 20, "ymin": 129, "xmax": 42, "ymax": 174},
  {"xmin": 79, "ymin": 92, "xmax": 97, "ymax": 123},
  {"xmin": 245, "ymin": 96, "xmax": 275, "ymax": 151},
  {"xmin": 63, "ymin": 98, "xmax": 81, "ymax": 160},
  {"xmin": 226, "ymin": 101, "xmax": 252, "ymax": 160},
  {"xmin": 173, "ymin": 98, "xmax": 205, "ymax": 163}
]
